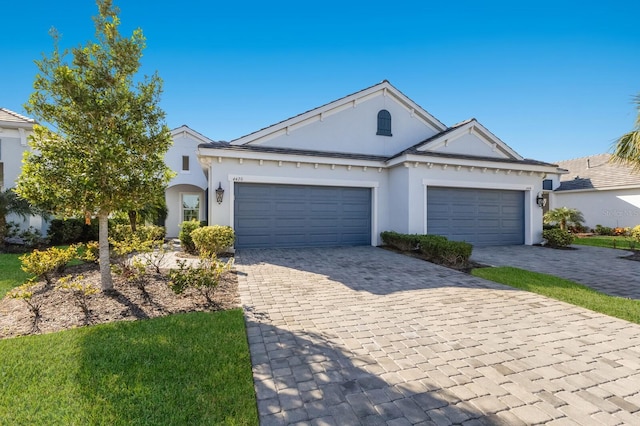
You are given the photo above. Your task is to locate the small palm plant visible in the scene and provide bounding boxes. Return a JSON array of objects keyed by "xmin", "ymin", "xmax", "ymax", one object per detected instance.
[
  {"xmin": 0, "ymin": 189, "xmax": 38, "ymax": 248},
  {"xmin": 543, "ymin": 207, "xmax": 585, "ymax": 231}
]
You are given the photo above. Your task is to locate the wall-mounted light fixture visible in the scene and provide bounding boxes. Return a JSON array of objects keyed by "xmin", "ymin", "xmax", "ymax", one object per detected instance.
[
  {"xmin": 536, "ymin": 192, "xmax": 547, "ymax": 208},
  {"xmin": 215, "ymin": 182, "xmax": 225, "ymax": 204}
]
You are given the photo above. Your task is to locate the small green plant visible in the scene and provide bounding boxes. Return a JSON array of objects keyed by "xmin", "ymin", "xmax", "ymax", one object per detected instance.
[
  {"xmin": 543, "ymin": 207, "xmax": 585, "ymax": 231},
  {"xmin": 179, "ymin": 220, "xmax": 201, "ymax": 254},
  {"xmin": 631, "ymin": 225, "xmax": 640, "ymax": 242},
  {"xmin": 56, "ymin": 274, "xmax": 99, "ymax": 321},
  {"xmin": 543, "ymin": 228, "xmax": 574, "ymax": 248},
  {"xmin": 168, "ymin": 258, "xmax": 234, "ymax": 305},
  {"xmin": 9, "ymin": 281, "xmax": 41, "ymax": 332},
  {"xmin": 19, "ymin": 245, "xmax": 79, "ymax": 286},
  {"xmin": 191, "ymin": 226, "xmax": 235, "ymax": 258}
]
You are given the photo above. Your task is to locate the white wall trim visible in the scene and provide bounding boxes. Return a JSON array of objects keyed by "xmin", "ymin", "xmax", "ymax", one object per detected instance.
[{"xmin": 421, "ymin": 178, "xmax": 533, "ymax": 191}]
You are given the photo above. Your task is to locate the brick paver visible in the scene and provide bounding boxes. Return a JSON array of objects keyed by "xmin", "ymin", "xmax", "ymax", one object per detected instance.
[
  {"xmin": 237, "ymin": 246, "xmax": 640, "ymax": 425},
  {"xmin": 471, "ymin": 245, "xmax": 640, "ymax": 299}
]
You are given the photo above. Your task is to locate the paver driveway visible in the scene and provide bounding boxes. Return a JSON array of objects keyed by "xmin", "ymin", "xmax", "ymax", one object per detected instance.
[
  {"xmin": 236, "ymin": 247, "xmax": 640, "ymax": 425},
  {"xmin": 472, "ymin": 245, "xmax": 640, "ymax": 300}
]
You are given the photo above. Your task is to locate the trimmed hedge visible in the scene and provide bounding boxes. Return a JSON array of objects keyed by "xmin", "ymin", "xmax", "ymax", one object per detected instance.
[
  {"xmin": 380, "ymin": 231, "xmax": 473, "ymax": 268},
  {"xmin": 380, "ymin": 231, "xmax": 420, "ymax": 252}
]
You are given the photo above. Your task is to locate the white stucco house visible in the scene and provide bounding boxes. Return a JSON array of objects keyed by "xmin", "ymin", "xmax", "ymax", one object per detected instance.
[
  {"xmin": 185, "ymin": 81, "xmax": 563, "ymax": 248},
  {"xmin": 550, "ymin": 154, "xmax": 640, "ymax": 229},
  {"xmin": 0, "ymin": 108, "xmax": 47, "ymax": 234}
]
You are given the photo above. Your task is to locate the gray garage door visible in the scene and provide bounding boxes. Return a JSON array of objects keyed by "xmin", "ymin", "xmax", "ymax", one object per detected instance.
[
  {"xmin": 427, "ymin": 187, "xmax": 524, "ymax": 246},
  {"xmin": 234, "ymin": 183, "xmax": 371, "ymax": 248}
]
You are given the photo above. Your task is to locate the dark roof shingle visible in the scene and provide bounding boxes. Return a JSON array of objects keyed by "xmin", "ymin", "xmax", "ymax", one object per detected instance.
[{"xmin": 556, "ymin": 154, "xmax": 640, "ymax": 191}]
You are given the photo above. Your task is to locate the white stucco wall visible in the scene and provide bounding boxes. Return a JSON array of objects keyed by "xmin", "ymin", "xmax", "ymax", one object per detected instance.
[
  {"xmin": 552, "ymin": 188, "xmax": 640, "ymax": 229},
  {"xmin": 244, "ymin": 95, "xmax": 440, "ymax": 157},
  {"xmin": 166, "ymin": 131, "xmax": 208, "ymax": 190},
  {"xmin": 0, "ymin": 133, "xmax": 30, "ymax": 189},
  {"xmin": 201, "ymin": 153, "xmax": 548, "ymax": 246}
]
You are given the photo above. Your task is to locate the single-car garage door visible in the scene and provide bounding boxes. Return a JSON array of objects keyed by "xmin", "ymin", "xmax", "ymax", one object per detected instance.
[
  {"xmin": 427, "ymin": 187, "xmax": 524, "ymax": 246},
  {"xmin": 234, "ymin": 183, "xmax": 371, "ymax": 248}
]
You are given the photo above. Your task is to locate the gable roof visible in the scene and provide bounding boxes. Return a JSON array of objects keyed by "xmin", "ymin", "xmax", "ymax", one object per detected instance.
[
  {"xmin": 171, "ymin": 125, "xmax": 217, "ymax": 144},
  {"xmin": 556, "ymin": 153, "xmax": 640, "ymax": 191},
  {"xmin": 387, "ymin": 118, "xmax": 523, "ymax": 162},
  {"xmin": 0, "ymin": 108, "xmax": 36, "ymax": 128},
  {"xmin": 229, "ymin": 80, "xmax": 447, "ymax": 146}
]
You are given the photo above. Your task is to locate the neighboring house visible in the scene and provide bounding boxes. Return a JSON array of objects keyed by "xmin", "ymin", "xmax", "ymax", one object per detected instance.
[
  {"xmin": 0, "ymin": 108, "xmax": 47, "ymax": 234},
  {"xmin": 189, "ymin": 81, "xmax": 562, "ymax": 248},
  {"xmin": 551, "ymin": 154, "xmax": 640, "ymax": 229}
]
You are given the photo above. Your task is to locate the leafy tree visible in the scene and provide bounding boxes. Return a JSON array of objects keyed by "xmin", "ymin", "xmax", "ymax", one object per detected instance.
[
  {"xmin": 0, "ymin": 189, "xmax": 38, "ymax": 248},
  {"xmin": 16, "ymin": 0, "xmax": 173, "ymax": 290},
  {"xmin": 543, "ymin": 207, "xmax": 585, "ymax": 231},
  {"xmin": 612, "ymin": 94, "xmax": 640, "ymax": 168}
]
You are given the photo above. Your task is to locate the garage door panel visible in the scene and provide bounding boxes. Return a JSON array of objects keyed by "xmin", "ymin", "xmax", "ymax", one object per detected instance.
[
  {"xmin": 235, "ymin": 183, "xmax": 371, "ymax": 248},
  {"xmin": 428, "ymin": 187, "xmax": 524, "ymax": 246}
]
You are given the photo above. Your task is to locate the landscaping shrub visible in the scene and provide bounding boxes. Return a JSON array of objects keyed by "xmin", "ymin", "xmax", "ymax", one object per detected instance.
[
  {"xmin": 109, "ymin": 235, "xmax": 153, "ymax": 291},
  {"xmin": 594, "ymin": 224, "xmax": 614, "ymax": 236},
  {"xmin": 168, "ymin": 258, "xmax": 234, "ymax": 304},
  {"xmin": 613, "ymin": 227, "xmax": 629, "ymax": 236},
  {"xmin": 191, "ymin": 225, "xmax": 235, "ymax": 257},
  {"xmin": 179, "ymin": 220, "xmax": 201, "ymax": 254},
  {"xmin": 48, "ymin": 218, "xmax": 99, "ymax": 245},
  {"xmin": 19, "ymin": 245, "xmax": 79, "ymax": 286},
  {"xmin": 418, "ymin": 235, "xmax": 472, "ymax": 268},
  {"xmin": 380, "ymin": 231, "xmax": 420, "ymax": 251},
  {"xmin": 632, "ymin": 225, "xmax": 640, "ymax": 243},
  {"xmin": 543, "ymin": 228, "xmax": 574, "ymax": 248},
  {"xmin": 380, "ymin": 231, "xmax": 472, "ymax": 268},
  {"xmin": 110, "ymin": 224, "xmax": 166, "ymax": 243}
]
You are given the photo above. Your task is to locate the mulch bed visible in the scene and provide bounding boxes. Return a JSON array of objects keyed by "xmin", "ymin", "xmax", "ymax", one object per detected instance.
[{"xmin": 0, "ymin": 262, "xmax": 239, "ymax": 340}]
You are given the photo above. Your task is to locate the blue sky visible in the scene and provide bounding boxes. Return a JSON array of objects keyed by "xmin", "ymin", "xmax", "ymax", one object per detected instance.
[{"xmin": 2, "ymin": 1, "xmax": 639, "ymax": 163}]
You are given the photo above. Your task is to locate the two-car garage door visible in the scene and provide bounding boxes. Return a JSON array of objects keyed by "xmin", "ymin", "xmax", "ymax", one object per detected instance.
[
  {"xmin": 234, "ymin": 183, "xmax": 371, "ymax": 248},
  {"xmin": 233, "ymin": 183, "xmax": 524, "ymax": 248},
  {"xmin": 427, "ymin": 187, "xmax": 524, "ymax": 246}
]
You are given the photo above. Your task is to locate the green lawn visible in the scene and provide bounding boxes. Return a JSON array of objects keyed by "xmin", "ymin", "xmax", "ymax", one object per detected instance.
[
  {"xmin": 472, "ymin": 266, "xmax": 640, "ymax": 324},
  {"xmin": 0, "ymin": 309, "xmax": 258, "ymax": 425},
  {"xmin": 573, "ymin": 235, "xmax": 638, "ymax": 250},
  {"xmin": 0, "ymin": 252, "xmax": 31, "ymax": 298}
]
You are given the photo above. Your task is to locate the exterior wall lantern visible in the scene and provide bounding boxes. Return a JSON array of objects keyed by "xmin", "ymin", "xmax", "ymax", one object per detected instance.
[
  {"xmin": 536, "ymin": 192, "xmax": 547, "ymax": 208},
  {"xmin": 215, "ymin": 182, "xmax": 225, "ymax": 204}
]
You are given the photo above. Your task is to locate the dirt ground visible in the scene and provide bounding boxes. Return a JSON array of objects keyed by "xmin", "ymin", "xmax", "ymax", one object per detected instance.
[{"xmin": 0, "ymin": 261, "xmax": 239, "ymax": 340}]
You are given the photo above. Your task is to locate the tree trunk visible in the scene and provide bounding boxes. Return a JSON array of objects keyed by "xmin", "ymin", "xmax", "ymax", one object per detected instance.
[
  {"xmin": 128, "ymin": 210, "xmax": 137, "ymax": 233},
  {"xmin": 98, "ymin": 212, "xmax": 113, "ymax": 291}
]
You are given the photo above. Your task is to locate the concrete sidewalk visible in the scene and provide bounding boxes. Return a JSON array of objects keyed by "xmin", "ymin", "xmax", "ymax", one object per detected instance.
[
  {"xmin": 237, "ymin": 247, "xmax": 640, "ymax": 425},
  {"xmin": 472, "ymin": 245, "xmax": 640, "ymax": 300}
]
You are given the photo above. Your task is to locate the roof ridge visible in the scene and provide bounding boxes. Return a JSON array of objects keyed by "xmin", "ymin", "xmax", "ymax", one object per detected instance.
[
  {"xmin": 555, "ymin": 153, "xmax": 610, "ymax": 163},
  {"xmin": 0, "ymin": 107, "xmax": 36, "ymax": 123}
]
